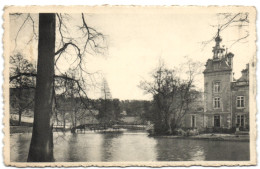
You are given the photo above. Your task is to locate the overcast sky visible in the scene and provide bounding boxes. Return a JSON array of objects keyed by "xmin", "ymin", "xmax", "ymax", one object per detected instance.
[{"xmin": 10, "ymin": 8, "xmax": 254, "ymax": 100}]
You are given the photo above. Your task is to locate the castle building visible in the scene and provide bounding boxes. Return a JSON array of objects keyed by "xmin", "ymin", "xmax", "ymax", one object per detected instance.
[{"xmin": 184, "ymin": 30, "xmax": 249, "ymax": 131}]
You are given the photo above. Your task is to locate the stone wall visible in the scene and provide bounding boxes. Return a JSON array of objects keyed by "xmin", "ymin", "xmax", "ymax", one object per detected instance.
[{"xmin": 204, "ymin": 71, "xmax": 232, "ymax": 113}]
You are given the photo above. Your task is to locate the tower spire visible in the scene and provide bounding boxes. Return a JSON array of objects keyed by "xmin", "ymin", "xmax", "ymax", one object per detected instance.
[
  {"xmin": 212, "ymin": 29, "xmax": 225, "ymax": 60},
  {"xmin": 216, "ymin": 28, "xmax": 221, "ymax": 44}
]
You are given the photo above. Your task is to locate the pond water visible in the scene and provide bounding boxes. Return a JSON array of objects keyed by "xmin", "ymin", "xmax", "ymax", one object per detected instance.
[{"xmin": 10, "ymin": 130, "xmax": 249, "ymax": 162}]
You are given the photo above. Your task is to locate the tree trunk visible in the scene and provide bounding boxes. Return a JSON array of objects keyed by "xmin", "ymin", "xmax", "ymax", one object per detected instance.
[
  {"xmin": 18, "ymin": 110, "xmax": 22, "ymax": 126},
  {"xmin": 63, "ymin": 112, "xmax": 66, "ymax": 130},
  {"xmin": 27, "ymin": 13, "xmax": 56, "ymax": 162},
  {"xmin": 18, "ymin": 82, "xmax": 22, "ymax": 126},
  {"xmin": 74, "ymin": 111, "xmax": 77, "ymax": 127},
  {"xmin": 166, "ymin": 116, "xmax": 173, "ymax": 135}
]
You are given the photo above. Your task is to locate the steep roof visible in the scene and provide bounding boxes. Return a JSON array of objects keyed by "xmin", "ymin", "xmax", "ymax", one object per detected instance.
[{"xmin": 203, "ymin": 56, "xmax": 232, "ymax": 74}]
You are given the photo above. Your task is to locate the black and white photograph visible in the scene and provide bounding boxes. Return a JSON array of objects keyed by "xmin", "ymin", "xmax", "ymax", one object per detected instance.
[{"xmin": 3, "ymin": 6, "xmax": 256, "ymax": 166}]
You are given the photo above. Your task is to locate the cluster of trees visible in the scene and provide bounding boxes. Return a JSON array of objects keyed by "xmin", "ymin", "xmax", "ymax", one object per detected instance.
[
  {"xmin": 96, "ymin": 98, "xmax": 121, "ymax": 126},
  {"xmin": 55, "ymin": 96, "xmax": 89, "ymax": 131},
  {"xmin": 96, "ymin": 99, "xmax": 153, "ymax": 126},
  {"xmin": 9, "ymin": 13, "xmax": 106, "ymax": 162},
  {"xmin": 120, "ymin": 100, "xmax": 151, "ymax": 116},
  {"xmin": 9, "ymin": 54, "xmax": 36, "ymax": 125},
  {"xmin": 9, "ymin": 53, "xmax": 153, "ymax": 130},
  {"xmin": 55, "ymin": 97, "xmax": 123, "ymax": 131},
  {"xmin": 9, "ymin": 58, "xmax": 153, "ymax": 129},
  {"xmin": 54, "ymin": 97, "xmax": 153, "ymax": 129},
  {"xmin": 139, "ymin": 61, "xmax": 202, "ymax": 135}
]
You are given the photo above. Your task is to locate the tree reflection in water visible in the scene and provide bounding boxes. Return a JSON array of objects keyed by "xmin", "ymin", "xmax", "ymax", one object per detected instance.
[
  {"xmin": 10, "ymin": 132, "xmax": 249, "ymax": 162},
  {"xmin": 155, "ymin": 138, "xmax": 249, "ymax": 161},
  {"xmin": 10, "ymin": 133, "xmax": 31, "ymax": 162}
]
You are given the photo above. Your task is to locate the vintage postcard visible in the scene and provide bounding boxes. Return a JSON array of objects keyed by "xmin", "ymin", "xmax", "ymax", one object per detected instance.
[{"xmin": 3, "ymin": 6, "xmax": 257, "ymax": 167}]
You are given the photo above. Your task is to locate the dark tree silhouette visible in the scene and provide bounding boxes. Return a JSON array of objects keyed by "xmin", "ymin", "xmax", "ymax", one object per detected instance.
[
  {"xmin": 27, "ymin": 13, "xmax": 56, "ymax": 162},
  {"xmin": 9, "ymin": 54, "xmax": 36, "ymax": 125},
  {"xmin": 139, "ymin": 60, "xmax": 201, "ymax": 135},
  {"xmin": 10, "ymin": 12, "xmax": 106, "ymax": 162}
]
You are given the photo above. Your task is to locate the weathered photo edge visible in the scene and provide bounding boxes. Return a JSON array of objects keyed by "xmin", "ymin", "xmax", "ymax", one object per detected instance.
[{"xmin": 2, "ymin": 5, "xmax": 257, "ymax": 167}]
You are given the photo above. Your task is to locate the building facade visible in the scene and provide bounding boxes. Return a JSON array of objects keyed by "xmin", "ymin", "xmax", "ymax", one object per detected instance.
[
  {"xmin": 231, "ymin": 66, "xmax": 249, "ymax": 130},
  {"xmin": 184, "ymin": 31, "xmax": 249, "ymax": 131}
]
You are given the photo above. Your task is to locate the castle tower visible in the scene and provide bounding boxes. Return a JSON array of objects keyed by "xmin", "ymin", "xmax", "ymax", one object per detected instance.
[
  {"xmin": 203, "ymin": 30, "xmax": 234, "ymax": 129},
  {"xmin": 212, "ymin": 29, "xmax": 226, "ymax": 60}
]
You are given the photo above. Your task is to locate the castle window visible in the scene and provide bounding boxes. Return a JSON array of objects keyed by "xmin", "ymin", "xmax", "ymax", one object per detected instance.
[
  {"xmin": 237, "ymin": 96, "xmax": 245, "ymax": 108},
  {"xmin": 191, "ymin": 115, "xmax": 196, "ymax": 128},
  {"xmin": 214, "ymin": 82, "xmax": 220, "ymax": 93},
  {"xmin": 213, "ymin": 97, "xmax": 220, "ymax": 108},
  {"xmin": 214, "ymin": 115, "xmax": 220, "ymax": 127},
  {"xmin": 236, "ymin": 115, "xmax": 245, "ymax": 127}
]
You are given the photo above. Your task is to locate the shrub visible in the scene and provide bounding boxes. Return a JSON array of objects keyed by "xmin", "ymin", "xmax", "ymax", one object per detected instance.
[
  {"xmin": 203, "ymin": 127, "xmax": 236, "ymax": 134},
  {"xmin": 187, "ymin": 129, "xmax": 199, "ymax": 136},
  {"xmin": 174, "ymin": 128, "xmax": 187, "ymax": 136}
]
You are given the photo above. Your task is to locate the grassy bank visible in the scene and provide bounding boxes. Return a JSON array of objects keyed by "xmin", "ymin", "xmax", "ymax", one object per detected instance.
[
  {"xmin": 10, "ymin": 126, "xmax": 32, "ymax": 134},
  {"xmin": 10, "ymin": 119, "xmax": 33, "ymax": 134}
]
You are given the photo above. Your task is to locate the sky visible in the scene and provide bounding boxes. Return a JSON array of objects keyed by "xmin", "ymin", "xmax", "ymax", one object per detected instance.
[{"xmin": 9, "ymin": 8, "xmax": 254, "ymax": 100}]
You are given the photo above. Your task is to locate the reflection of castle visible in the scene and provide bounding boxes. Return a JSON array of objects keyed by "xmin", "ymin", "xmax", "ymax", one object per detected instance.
[{"xmin": 184, "ymin": 30, "xmax": 249, "ymax": 131}]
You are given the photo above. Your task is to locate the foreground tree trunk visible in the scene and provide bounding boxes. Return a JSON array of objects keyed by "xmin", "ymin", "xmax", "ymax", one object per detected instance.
[{"xmin": 27, "ymin": 13, "xmax": 56, "ymax": 162}]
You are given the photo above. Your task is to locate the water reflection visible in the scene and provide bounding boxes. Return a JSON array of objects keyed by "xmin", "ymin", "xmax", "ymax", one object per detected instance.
[
  {"xmin": 101, "ymin": 133, "xmax": 122, "ymax": 161},
  {"xmin": 10, "ymin": 131, "xmax": 249, "ymax": 162},
  {"xmin": 155, "ymin": 138, "xmax": 207, "ymax": 161},
  {"xmin": 67, "ymin": 134, "xmax": 80, "ymax": 162},
  {"xmin": 100, "ymin": 132, "xmax": 157, "ymax": 161},
  {"xmin": 10, "ymin": 133, "xmax": 31, "ymax": 162},
  {"xmin": 202, "ymin": 141, "xmax": 250, "ymax": 161}
]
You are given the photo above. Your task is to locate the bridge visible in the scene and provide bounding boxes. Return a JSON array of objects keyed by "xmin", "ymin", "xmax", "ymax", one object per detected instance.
[{"xmin": 70, "ymin": 123, "xmax": 114, "ymax": 133}]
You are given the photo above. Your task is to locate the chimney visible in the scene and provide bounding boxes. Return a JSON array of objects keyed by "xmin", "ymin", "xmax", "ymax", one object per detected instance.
[
  {"xmin": 246, "ymin": 63, "xmax": 249, "ymax": 70},
  {"xmin": 226, "ymin": 52, "xmax": 234, "ymax": 69},
  {"xmin": 241, "ymin": 63, "xmax": 249, "ymax": 81}
]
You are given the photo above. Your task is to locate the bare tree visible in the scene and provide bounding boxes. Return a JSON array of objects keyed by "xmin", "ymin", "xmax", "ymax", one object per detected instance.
[
  {"xmin": 10, "ymin": 13, "xmax": 106, "ymax": 162},
  {"xmin": 27, "ymin": 13, "xmax": 56, "ymax": 162},
  {"xmin": 9, "ymin": 54, "xmax": 36, "ymax": 125},
  {"xmin": 139, "ymin": 60, "xmax": 201, "ymax": 135},
  {"xmin": 201, "ymin": 13, "xmax": 249, "ymax": 49}
]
